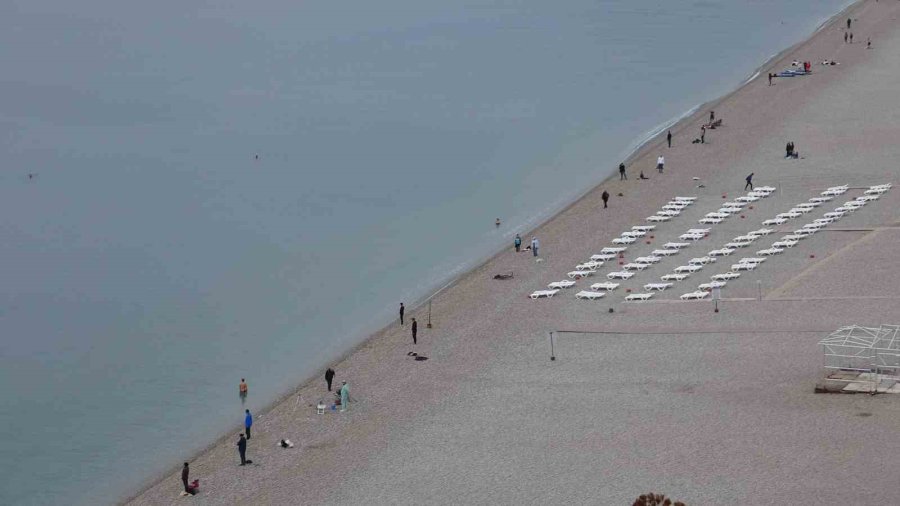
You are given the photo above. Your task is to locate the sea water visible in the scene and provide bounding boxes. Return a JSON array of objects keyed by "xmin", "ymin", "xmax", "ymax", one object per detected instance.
[{"xmin": 0, "ymin": 0, "xmax": 853, "ymax": 503}]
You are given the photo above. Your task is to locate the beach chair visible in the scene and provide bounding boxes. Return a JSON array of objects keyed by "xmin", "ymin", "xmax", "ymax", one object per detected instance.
[
  {"xmin": 687, "ymin": 228, "xmax": 711, "ymax": 234},
  {"xmin": 781, "ymin": 234, "xmax": 804, "ymax": 242},
  {"xmin": 680, "ymin": 291, "xmax": 709, "ymax": 300},
  {"xmin": 634, "ymin": 256, "xmax": 662, "ymax": 264},
  {"xmin": 808, "ymin": 196, "xmax": 833, "ymax": 203},
  {"xmin": 722, "ymin": 201, "xmax": 747, "ymax": 208},
  {"xmin": 856, "ymin": 195, "xmax": 879, "ymax": 202},
  {"xmin": 575, "ymin": 261, "xmax": 603, "ymax": 271},
  {"xmin": 821, "ymin": 188, "xmax": 846, "ymax": 196},
  {"xmin": 724, "ymin": 242, "xmax": 751, "ymax": 249},
  {"xmin": 762, "ymin": 218, "xmax": 787, "ymax": 226},
  {"xmin": 801, "ymin": 222, "xmax": 825, "ymax": 230},
  {"xmin": 646, "ymin": 215, "xmax": 671, "ymax": 222},
  {"xmin": 680, "ymin": 233, "xmax": 706, "ymax": 241},
  {"xmin": 792, "ymin": 229, "xmax": 816, "ymax": 238},
  {"xmin": 664, "ymin": 242, "xmax": 690, "ymax": 250},
  {"xmin": 673, "ymin": 196, "xmax": 698, "ymax": 202},
  {"xmin": 632, "ymin": 225, "xmax": 656, "ymax": 232},
  {"xmin": 622, "ymin": 262, "xmax": 649, "ymax": 271},
  {"xmin": 698, "ymin": 217, "xmax": 724, "ymax": 225},
  {"xmin": 575, "ymin": 290, "xmax": 605, "ymax": 300},
  {"xmin": 735, "ymin": 195, "xmax": 760, "ymax": 203},
  {"xmin": 662, "ymin": 203, "xmax": 688, "ymax": 211},
  {"xmin": 607, "ymin": 271, "xmax": 634, "ymax": 280},
  {"xmin": 674, "ymin": 265, "xmax": 702, "ymax": 273},
  {"xmin": 796, "ymin": 202, "xmax": 818, "ymax": 209},
  {"xmin": 756, "ymin": 186, "xmax": 777, "ymax": 192},
  {"xmin": 625, "ymin": 292, "xmax": 654, "ymax": 302},
  {"xmin": 657, "ymin": 210, "xmax": 681, "ymax": 217},
  {"xmin": 864, "ymin": 187, "xmax": 888, "ymax": 195},
  {"xmin": 717, "ymin": 207, "xmax": 739, "ymax": 215},
  {"xmin": 549, "ymin": 280, "xmax": 577, "ymax": 289},
  {"xmin": 644, "ymin": 282, "xmax": 673, "ymax": 291},
  {"xmin": 813, "ymin": 217, "xmax": 835, "ymax": 225},
  {"xmin": 530, "ymin": 289, "xmax": 559, "ymax": 299},
  {"xmin": 689, "ymin": 256, "xmax": 716, "ymax": 265},
  {"xmin": 622, "ymin": 230, "xmax": 647, "ymax": 238},
  {"xmin": 748, "ymin": 191, "xmax": 770, "ymax": 198},
  {"xmin": 698, "ymin": 281, "xmax": 726, "ymax": 291},
  {"xmin": 771, "ymin": 239, "xmax": 798, "ymax": 248},
  {"xmin": 661, "ymin": 273, "xmax": 690, "ymax": 281},
  {"xmin": 708, "ymin": 248, "xmax": 735, "ymax": 257},
  {"xmin": 705, "ymin": 212, "xmax": 730, "ymax": 219},
  {"xmin": 748, "ymin": 228, "xmax": 774, "ymax": 237},
  {"xmin": 601, "ymin": 247, "xmax": 627, "ymax": 254},
  {"xmin": 591, "ymin": 282, "xmax": 620, "ymax": 291},
  {"xmin": 711, "ymin": 272, "xmax": 741, "ymax": 281},
  {"xmin": 652, "ymin": 249, "xmax": 680, "ymax": 257},
  {"xmin": 612, "ymin": 236, "xmax": 637, "ymax": 245},
  {"xmin": 590, "ymin": 254, "xmax": 616, "ymax": 261},
  {"xmin": 730, "ymin": 263, "xmax": 758, "ymax": 271},
  {"xmin": 732, "ymin": 235, "xmax": 757, "ymax": 243},
  {"xmin": 823, "ymin": 211, "xmax": 845, "ymax": 219},
  {"xmin": 738, "ymin": 257, "xmax": 766, "ymax": 265},
  {"xmin": 568, "ymin": 270, "xmax": 594, "ymax": 279},
  {"xmin": 776, "ymin": 211, "xmax": 802, "ymax": 219},
  {"xmin": 789, "ymin": 207, "xmax": 812, "ymax": 214},
  {"xmin": 756, "ymin": 248, "xmax": 784, "ymax": 256}
]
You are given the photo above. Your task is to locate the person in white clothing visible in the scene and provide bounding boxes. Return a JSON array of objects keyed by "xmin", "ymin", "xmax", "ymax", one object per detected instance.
[
  {"xmin": 656, "ymin": 155, "xmax": 665, "ymax": 173},
  {"xmin": 531, "ymin": 237, "xmax": 540, "ymax": 257}
]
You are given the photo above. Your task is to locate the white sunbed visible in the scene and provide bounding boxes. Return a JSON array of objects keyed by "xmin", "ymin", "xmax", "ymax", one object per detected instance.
[
  {"xmin": 576, "ymin": 261, "xmax": 603, "ymax": 271},
  {"xmin": 575, "ymin": 290, "xmax": 605, "ymax": 300},
  {"xmin": 748, "ymin": 191, "xmax": 771, "ymax": 198},
  {"xmin": 722, "ymin": 201, "xmax": 747, "ymax": 208},
  {"xmin": 771, "ymin": 240, "xmax": 799, "ymax": 248},
  {"xmin": 652, "ymin": 249, "xmax": 680, "ymax": 257},
  {"xmin": 673, "ymin": 196, "xmax": 697, "ymax": 202},
  {"xmin": 711, "ymin": 272, "xmax": 741, "ymax": 281},
  {"xmin": 796, "ymin": 202, "xmax": 819, "ymax": 209},
  {"xmin": 607, "ymin": 271, "xmax": 635, "ymax": 280},
  {"xmin": 757, "ymin": 248, "xmax": 784, "ymax": 256},
  {"xmin": 687, "ymin": 228, "xmax": 711, "ymax": 234},
  {"xmin": 662, "ymin": 204, "xmax": 688, "ymax": 211},
  {"xmin": 757, "ymin": 186, "xmax": 777, "ymax": 192},
  {"xmin": 601, "ymin": 247, "xmax": 627, "ymax": 254},
  {"xmin": 591, "ymin": 282, "xmax": 620, "ymax": 291},
  {"xmin": 814, "ymin": 217, "xmax": 836, "ymax": 225},
  {"xmin": 664, "ymin": 242, "xmax": 690, "ymax": 250},
  {"xmin": 732, "ymin": 235, "xmax": 757, "ymax": 243},
  {"xmin": 674, "ymin": 265, "xmax": 703, "ymax": 273},
  {"xmin": 646, "ymin": 215, "xmax": 671, "ymax": 222},
  {"xmin": 661, "ymin": 273, "xmax": 690, "ymax": 281},
  {"xmin": 717, "ymin": 208, "xmax": 739, "ymax": 215},
  {"xmin": 657, "ymin": 210, "xmax": 681, "ymax": 217},
  {"xmin": 792, "ymin": 229, "xmax": 816, "ymax": 237},
  {"xmin": 708, "ymin": 248, "xmax": 735, "ymax": 257},
  {"xmin": 731, "ymin": 263, "xmax": 758, "ymax": 271},
  {"xmin": 781, "ymin": 234, "xmax": 804, "ymax": 242},
  {"xmin": 823, "ymin": 211, "xmax": 845, "ymax": 219},
  {"xmin": 822, "ymin": 189, "xmax": 846, "ymax": 196},
  {"xmin": 634, "ymin": 256, "xmax": 662, "ymax": 264},
  {"xmin": 622, "ymin": 263, "xmax": 649, "ymax": 271},
  {"xmin": 612, "ymin": 236, "xmax": 637, "ymax": 245},
  {"xmin": 644, "ymin": 282, "xmax": 673, "ymax": 291},
  {"xmin": 856, "ymin": 195, "xmax": 879, "ymax": 202},
  {"xmin": 801, "ymin": 223, "xmax": 826, "ymax": 230},
  {"xmin": 705, "ymin": 212, "xmax": 730, "ymax": 219},
  {"xmin": 530, "ymin": 289, "xmax": 559, "ymax": 299},
  {"xmin": 632, "ymin": 225, "xmax": 656, "ymax": 232},
  {"xmin": 680, "ymin": 233, "xmax": 706, "ymax": 241},
  {"xmin": 724, "ymin": 242, "xmax": 751, "ymax": 249},
  {"xmin": 747, "ymin": 228, "xmax": 774, "ymax": 237},
  {"xmin": 689, "ymin": 256, "xmax": 716, "ymax": 265},
  {"xmin": 864, "ymin": 187, "xmax": 889, "ymax": 195},
  {"xmin": 762, "ymin": 218, "xmax": 787, "ymax": 226},
  {"xmin": 699, "ymin": 217, "xmax": 724, "ymax": 225},
  {"xmin": 591, "ymin": 254, "xmax": 617, "ymax": 261},
  {"xmin": 789, "ymin": 207, "xmax": 813, "ymax": 214},
  {"xmin": 680, "ymin": 291, "xmax": 709, "ymax": 300},
  {"xmin": 735, "ymin": 195, "xmax": 760, "ymax": 203},
  {"xmin": 698, "ymin": 281, "xmax": 726, "ymax": 291},
  {"xmin": 738, "ymin": 257, "xmax": 766, "ymax": 265},
  {"xmin": 809, "ymin": 196, "xmax": 833, "ymax": 203},
  {"xmin": 776, "ymin": 212, "xmax": 802, "ymax": 219},
  {"xmin": 568, "ymin": 270, "xmax": 595, "ymax": 279},
  {"xmin": 622, "ymin": 230, "xmax": 647, "ymax": 238},
  {"xmin": 625, "ymin": 292, "xmax": 654, "ymax": 302},
  {"xmin": 548, "ymin": 280, "xmax": 577, "ymax": 289}
]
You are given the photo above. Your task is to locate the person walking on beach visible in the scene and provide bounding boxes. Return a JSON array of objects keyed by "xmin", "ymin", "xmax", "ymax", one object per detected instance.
[
  {"xmin": 399, "ymin": 303, "xmax": 405, "ymax": 325},
  {"xmin": 237, "ymin": 434, "xmax": 248, "ymax": 465},
  {"xmin": 656, "ymin": 155, "xmax": 665, "ymax": 173},
  {"xmin": 667, "ymin": 130, "xmax": 672, "ymax": 148},
  {"xmin": 239, "ymin": 378, "xmax": 248, "ymax": 403},
  {"xmin": 619, "ymin": 163, "xmax": 627, "ymax": 180},
  {"xmin": 745, "ymin": 173, "xmax": 754, "ymax": 191},
  {"xmin": 411, "ymin": 318, "xmax": 418, "ymax": 344},
  {"xmin": 700, "ymin": 126, "xmax": 706, "ymax": 144},
  {"xmin": 531, "ymin": 236, "xmax": 540, "ymax": 256},
  {"xmin": 182, "ymin": 463, "xmax": 196, "ymax": 495},
  {"xmin": 847, "ymin": 18, "xmax": 851, "ymax": 30},
  {"xmin": 768, "ymin": 73, "xmax": 773, "ymax": 86},
  {"xmin": 325, "ymin": 367, "xmax": 335, "ymax": 391},
  {"xmin": 785, "ymin": 142, "xmax": 792, "ymax": 158},
  {"xmin": 339, "ymin": 381, "xmax": 350, "ymax": 412},
  {"xmin": 709, "ymin": 110, "xmax": 715, "ymax": 124},
  {"xmin": 849, "ymin": 32, "xmax": 853, "ymax": 44},
  {"xmin": 514, "ymin": 233, "xmax": 522, "ymax": 252},
  {"xmin": 844, "ymin": 32, "xmax": 848, "ymax": 43},
  {"xmin": 601, "ymin": 190, "xmax": 610, "ymax": 208},
  {"xmin": 244, "ymin": 409, "xmax": 253, "ymax": 439}
]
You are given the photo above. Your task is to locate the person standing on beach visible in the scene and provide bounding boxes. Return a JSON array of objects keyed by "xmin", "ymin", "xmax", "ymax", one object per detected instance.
[
  {"xmin": 844, "ymin": 32, "xmax": 848, "ymax": 43},
  {"xmin": 399, "ymin": 303, "xmax": 405, "ymax": 325},
  {"xmin": 745, "ymin": 173, "xmax": 754, "ymax": 191},
  {"xmin": 849, "ymin": 32, "xmax": 853, "ymax": 44},
  {"xmin": 847, "ymin": 18, "xmax": 851, "ymax": 30},
  {"xmin": 237, "ymin": 434, "xmax": 248, "ymax": 465},
  {"xmin": 619, "ymin": 163, "xmax": 627, "ymax": 180},
  {"xmin": 514, "ymin": 234, "xmax": 522, "ymax": 252},
  {"xmin": 239, "ymin": 378, "xmax": 248, "ymax": 404},
  {"xmin": 709, "ymin": 110, "xmax": 715, "ymax": 123},
  {"xmin": 244, "ymin": 409, "xmax": 253, "ymax": 439},
  {"xmin": 325, "ymin": 367, "xmax": 335, "ymax": 391},
  {"xmin": 667, "ymin": 130, "xmax": 672, "ymax": 148},
  {"xmin": 601, "ymin": 190, "xmax": 610, "ymax": 208},
  {"xmin": 656, "ymin": 155, "xmax": 665, "ymax": 173},
  {"xmin": 339, "ymin": 381, "xmax": 350, "ymax": 412},
  {"xmin": 768, "ymin": 73, "xmax": 773, "ymax": 86},
  {"xmin": 531, "ymin": 237, "xmax": 540, "ymax": 256},
  {"xmin": 700, "ymin": 126, "xmax": 706, "ymax": 144},
  {"xmin": 411, "ymin": 318, "xmax": 417, "ymax": 344},
  {"xmin": 182, "ymin": 463, "xmax": 195, "ymax": 495}
]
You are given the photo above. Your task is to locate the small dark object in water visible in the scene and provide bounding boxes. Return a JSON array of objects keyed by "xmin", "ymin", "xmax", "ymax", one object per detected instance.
[{"xmin": 493, "ymin": 272, "xmax": 514, "ymax": 280}]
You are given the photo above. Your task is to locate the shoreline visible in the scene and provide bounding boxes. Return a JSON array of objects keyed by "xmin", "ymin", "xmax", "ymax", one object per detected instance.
[{"xmin": 123, "ymin": 0, "xmax": 885, "ymax": 503}]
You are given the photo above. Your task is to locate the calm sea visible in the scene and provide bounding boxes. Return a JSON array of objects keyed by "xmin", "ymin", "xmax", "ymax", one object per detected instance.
[{"xmin": 0, "ymin": 1, "xmax": 852, "ymax": 503}]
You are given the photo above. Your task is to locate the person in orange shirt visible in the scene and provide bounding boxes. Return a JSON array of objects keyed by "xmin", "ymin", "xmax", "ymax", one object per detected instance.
[{"xmin": 239, "ymin": 378, "xmax": 248, "ymax": 403}]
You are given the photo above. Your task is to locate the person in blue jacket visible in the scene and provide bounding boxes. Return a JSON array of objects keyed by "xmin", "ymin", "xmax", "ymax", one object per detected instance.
[{"xmin": 244, "ymin": 409, "xmax": 253, "ymax": 439}]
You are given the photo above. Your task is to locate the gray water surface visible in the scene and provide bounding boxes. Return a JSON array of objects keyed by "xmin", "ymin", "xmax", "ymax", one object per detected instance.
[{"xmin": 0, "ymin": 1, "xmax": 853, "ymax": 504}]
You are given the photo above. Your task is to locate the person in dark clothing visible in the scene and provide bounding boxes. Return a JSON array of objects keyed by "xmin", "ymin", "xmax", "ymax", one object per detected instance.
[
  {"xmin": 785, "ymin": 142, "xmax": 792, "ymax": 158},
  {"xmin": 745, "ymin": 173, "xmax": 754, "ymax": 191},
  {"xmin": 768, "ymin": 73, "xmax": 773, "ymax": 86},
  {"xmin": 639, "ymin": 171, "xmax": 649, "ymax": 180},
  {"xmin": 399, "ymin": 303, "xmax": 405, "ymax": 325},
  {"xmin": 601, "ymin": 190, "xmax": 610, "ymax": 208},
  {"xmin": 325, "ymin": 367, "xmax": 335, "ymax": 391},
  {"xmin": 237, "ymin": 434, "xmax": 248, "ymax": 465},
  {"xmin": 700, "ymin": 126, "xmax": 706, "ymax": 144},
  {"xmin": 619, "ymin": 163, "xmax": 627, "ymax": 180},
  {"xmin": 514, "ymin": 234, "xmax": 522, "ymax": 252},
  {"xmin": 849, "ymin": 32, "xmax": 853, "ymax": 44},
  {"xmin": 411, "ymin": 318, "xmax": 418, "ymax": 345},
  {"xmin": 847, "ymin": 18, "xmax": 851, "ymax": 30},
  {"xmin": 244, "ymin": 409, "xmax": 253, "ymax": 439},
  {"xmin": 709, "ymin": 110, "xmax": 715, "ymax": 123},
  {"xmin": 182, "ymin": 463, "xmax": 195, "ymax": 495},
  {"xmin": 666, "ymin": 130, "xmax": 672, "ymax": 148},
  {"xmin": 844, "ymin": 31, "xmax": 848, "ymax": 43}
]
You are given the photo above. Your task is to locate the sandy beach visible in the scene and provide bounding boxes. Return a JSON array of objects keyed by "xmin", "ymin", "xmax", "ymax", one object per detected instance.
[{"xmin": 126, "ymin": 1, "xmax": 900, "ymax": 504}]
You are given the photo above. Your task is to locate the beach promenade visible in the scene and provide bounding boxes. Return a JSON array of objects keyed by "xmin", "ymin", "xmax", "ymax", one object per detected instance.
[{"xmin": 127, "ymin": 1, "xmax": 900, "ymax": 504}]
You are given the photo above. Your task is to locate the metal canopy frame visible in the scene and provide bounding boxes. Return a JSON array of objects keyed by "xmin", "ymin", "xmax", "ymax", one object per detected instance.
[{"xmin": 819, "ymin": 324, "xmax": 900, "ymax": 378}]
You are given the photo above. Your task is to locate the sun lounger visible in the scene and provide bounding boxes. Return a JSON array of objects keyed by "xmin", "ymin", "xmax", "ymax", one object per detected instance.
[
  {"xmin": 644, "ymin": 282, "xmax": 673, "ymax": 291},
  {"xmin": 724, "ymin": 242, "xmax": 751, "ymax": 249},
  {"xmin": 735, "ymin": 195, "xmax": 760, "ymax": 203},
  {"xmin": 687, "ymin": 228, "xmax": 711, "ymax": 234},
  {"xmin": 664, "ymin": 242, "xmax": 690, "ymax": 249},
  {"xmin": 821, "ymin": 189, "xmax": 846, "ymax": 196},
  {"xmin": 801, "ymin": 223, "xmax": 825, "ymax": 230},
  {"xmin": 680, "ymin": 233, "xmax": 706, "ymax": 241},
  {"xmin": 673, "ymin": 196, "xmax": 697, "ymax": 202},
  {"xmin": 762, "ymin": 218, "xmax": 787, "ymax": 226},
  {"xmin": 612, "ymin": 236, "xmax": 637, "ymax": 245},
  {"xmin": 651, "ymin": 249, "xmax": 680, "ymax": 257},
  {"xmin": 575, "ymin": 290, "xmax": 605, "ymax": 300},
  {"xmin": 698, "ymin": 217, "xmax": 724, "ymax": 225},
  {"xmin": 591, "ymin": 254, "xmax": 616, "ymax": 261},
  {"xmin": 748, "ymin": 191, "xmax": 770, "ymax": 198},
  {"xmin": 796, "ymin": 202, "xmax": 818, "ymax": 209},
  {"xmin": 634, "ymin": 256, "xmax": 662, "ymax": 264},
  {"xmin": 657, "ymin": 210, "xmax": 681, "ymax": 217},
  {"xmin": 717, "ymin": 208, "xmax": 739, "ymax": 215},
  {"xmin": 674, "ymin": 265, "xmax": 702, "ymax": 273},
  {"xmin": 568, "ymin": 270, "xmax": 595, "ymax": 279},
  {"xmin": 548, "ymin": 280, "xmax": 576, "ymax": 289},
  {"xmin": 732, "ymin": 236, "xmax": 757, "ymax": 243},
  {"xmin": 622, "ymin": 263, "xmax": 649, "ymax": 271},
  {"xmin": 792, "ymin": 229, "xmax": 815, "ymax": 237},
  {"xmin": 865, "ymin": 187, "xmax": 889, "ymax": 195},
  {"xmin": 705, "ymin": 212, "xmax": 730, "ymax": 219},
  {"xmin": 809, "ymin": 196, "xmax": 832, "ymax": 203},
  {"xmin": 748, "ymin": 228, "xmax": 774, "ymax": 237},
  {"xmin": 711, "ymin": 272, "xmax": 741, "ymax": 281},
  {"xmin": 689, "ymin": 256, "xmax": 716, "ymax": 265},
  {"xmin": 789, "ymin": 207, "xmax": 812, "ymax": 214},
  {"xmin": 708, "ymin": 248, "xmax": 735, "ymax": 257},
  {"xmin": 813, "ymin": 217, "xmax": 835, "ymax": 225},
  {"xmin": 722, "ymin": 201, "xmax": 746, "ymax": 208},
  {"xmin": 625, "ymin": 292, "xmax": 654, "ymax": 302},
  {"xmin": 730, "ymin": 263, "xmax": 757, "ymax": 271},
  {"xmin": 622, "ymin": 230, "xmax": 647, "ymax": 238},
  {"xmin": 856, "ymin": 195, "xmax": 879, "ymax": 202},
  {"xmin": 757, "ymin": 186, "xmax": 777, "ymax": 192},
  {"xmin": 646, "ymin": 215, "xmax": 671, "ymax": 222},
  {"xmin": 823, "ymin": 211, "xmax": 845, "ymax": 219},
  {"xmin": 662, "ymin": 204, "xmax": 688, "ymax": 211},
  {"xmin": 591, "ymin": 282, "xmax": 619, "ymax": 291},
  {"xmin": 738, "ymin": 257, "xmax": 766, "ymax": 265},
  {"xmin": 661, "ymin": 273, "xmax": 690, "ymax": 281},
  {"xmin": 757, "ymin": 248, "xmax": 784, "ymax": 256},
  {"xmin": 771, "ymin": 240, "xmax": 798, "ymax": 248},
  {"xmin": 632, "ymin": 225, "xmax": 656, "ymax": 232},
  {"xmin": 776, "ymin": 211, "xmax": 801, "ymax": 219},
  {"xmin": 601, "ymin": 247, "xmax": 627, "ymax": 254},
  {"xmin": 680, "ymin": 291, "xmax": 709, "ymax": 300},
  {"xmin": 530, "ymin": 289, "xmax": 559, "ymax": 299},
  {"xmin": 781, "ymin": 234, "xmax": 803, "ymax": 242},
  {"xmin": 607, "ymin": 271, "xmax": 634, "ymax": 280},
  {"xmin": 576, "ymin": 261, "xmax": 603, "ymax": 271},
  {"xmin": 698, "ymin": 281, "xmax": 726, "ymax": 291}
]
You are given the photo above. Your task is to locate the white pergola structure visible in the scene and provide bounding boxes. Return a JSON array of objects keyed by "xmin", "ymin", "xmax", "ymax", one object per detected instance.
[{"xmin": 819, "ymin": 324, "xmax": 900, "ymax": 380}]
